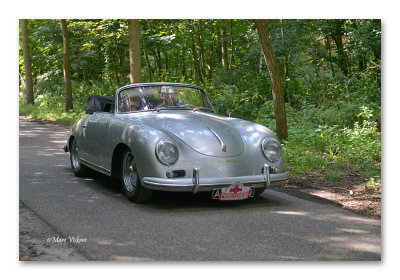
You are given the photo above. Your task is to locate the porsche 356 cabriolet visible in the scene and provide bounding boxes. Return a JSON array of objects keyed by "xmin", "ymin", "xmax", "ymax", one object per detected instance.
[{"xmin": 63, "ymin": 82, "xmax": 289, "ymax": 203}]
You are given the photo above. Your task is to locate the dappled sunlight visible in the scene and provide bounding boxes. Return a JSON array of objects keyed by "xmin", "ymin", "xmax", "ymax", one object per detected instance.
[
  {"xmin": 311, "ymin": 213, "xmax": 380, "ymax": 226},
  {"xmin": 19, "ymin": 132, "xmax": 41, "ymax": 137},
  {"xmin": 337, "ymin": 228, "xmax": 368, "ymax": 234},
  {"xmin": 278, "ymin": 255, "xmax": 302, "ymax": 261},
  {"xmin": 154, "ymin": 112, "xmax": 189, "ymax": 120},
  {"xmin": 19, "ymin": 118, "xmax": 381, "ymax": 261},
  {"xmin": 245, "ymin": 126, "xmax": 255, "ymax": 132},
  {"xmin": 44, "ymin": 148, "xmax": 63, "ymax": 151},
  {"xmin": 36, "ymin": 151, "xmax": 60, "ymax": 157},
  {"xmin": 97, "ymin": 239, "xmax": 136, "ymax": 246},
  {"xmin": 272, "ymin": 210, "xmax": 309, "ymax": 216},
  {"xmin": 50, "ymin": 140, "xmax": 67, "ymax": 144},
  {"xmin": 247, "ymin": 132, "xmax": 260, "ymax": 144},
  {"xmin": 110, "ymin": 256, "xmax": 154, "ymax": 261},
  {"xmin": 326, "ymin": 236, "xmax": 381, "ymax": 254}
]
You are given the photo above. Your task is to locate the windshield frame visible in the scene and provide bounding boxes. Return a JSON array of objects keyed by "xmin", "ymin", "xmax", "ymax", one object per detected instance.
[{"xmin": 115, "ymin": 83, "xmax": 215, "ymax": 114}]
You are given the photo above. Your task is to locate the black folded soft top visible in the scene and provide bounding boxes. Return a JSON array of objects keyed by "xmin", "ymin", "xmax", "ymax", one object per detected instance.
[{"xmin": 86, "ymin": 95, "xmax": 114, "ymax": 114}]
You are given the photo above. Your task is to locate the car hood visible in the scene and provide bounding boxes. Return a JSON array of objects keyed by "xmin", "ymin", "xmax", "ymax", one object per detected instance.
[{"xmin": 131, "ymin": 110, "xmax": 245, "ymax": 157}]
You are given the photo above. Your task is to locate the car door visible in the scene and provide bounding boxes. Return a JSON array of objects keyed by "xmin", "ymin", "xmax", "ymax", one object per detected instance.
[{"xmin": 82, "ymin": 112, "xmax": 113, "ymax": 171}]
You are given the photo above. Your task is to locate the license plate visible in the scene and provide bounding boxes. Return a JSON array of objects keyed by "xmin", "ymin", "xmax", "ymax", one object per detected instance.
[{"xmin": 211, "ymin": 182, "xmax": 255, "ymax": 201}]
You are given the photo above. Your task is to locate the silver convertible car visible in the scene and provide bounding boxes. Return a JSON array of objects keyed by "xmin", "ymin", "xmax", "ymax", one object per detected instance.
[{"xmin": 63, "ymin": 83, "xmax": 289, "ymax": 203}]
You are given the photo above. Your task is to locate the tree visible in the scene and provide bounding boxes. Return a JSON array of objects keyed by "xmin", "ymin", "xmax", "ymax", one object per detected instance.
[
  {"xmin": 329, "ymin": 20, "xmax": 349, "ymax": 76},
  {"xmin": 190, "ymin": 30, "xmax": 202, "ymax": 83},
  {"xmin": 60, "ymin": 19, "xmax": 73, "ymax": 111},
  {"xmin": 207, "ymin": 22, "xmax": 216, "ymax": 80},
  {"xmin": 127, "ymin": 19, "xmax": 142, "ymax": 83},
  {"xmin": 254, "ymin": 19, "xmax": 288, "ymax": 140},
  {"xmin": 220, "ymin": 23, "xmax": 229, "ymax": 70},
  {"xmin": 21, "ymin": 19, "xmax": 34, "ymax": 105}
]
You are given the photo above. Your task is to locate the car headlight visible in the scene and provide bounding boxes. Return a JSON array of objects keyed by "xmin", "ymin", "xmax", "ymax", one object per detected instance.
[
  {"xmin": 155, "ymin": 140, "xmax": 179, "ymax": 166},
  {"xmin": 261, "ymin": 138, "xmax": 282, "ymax": 162}
]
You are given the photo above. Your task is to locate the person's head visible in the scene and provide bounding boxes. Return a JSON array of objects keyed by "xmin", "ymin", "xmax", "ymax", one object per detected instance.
[{"xmin": 161, "ymin": 86, "xmax": 176, "ymax": 106}]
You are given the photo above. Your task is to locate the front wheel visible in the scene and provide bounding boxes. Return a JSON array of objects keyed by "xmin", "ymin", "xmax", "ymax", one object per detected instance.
[{"xmin": 120, "ymin": 148, "xmax": 152, "ymax": 203}]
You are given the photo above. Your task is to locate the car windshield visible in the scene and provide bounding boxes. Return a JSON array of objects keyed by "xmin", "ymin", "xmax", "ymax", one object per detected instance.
[{"xmin": 117, "ymin": 85, "xmax": 213, "ymax": 113}]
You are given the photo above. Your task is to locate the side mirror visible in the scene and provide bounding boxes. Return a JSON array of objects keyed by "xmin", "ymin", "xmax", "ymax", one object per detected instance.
[{"xmin": 227, "ymin": 109, "xmax": 234, "ymax": 117}]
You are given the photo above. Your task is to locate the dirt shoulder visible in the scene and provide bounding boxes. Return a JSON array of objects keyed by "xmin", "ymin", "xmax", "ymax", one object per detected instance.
[
  {"xmin": 274, "ymin": 174, "xmax": 381, "ymax": 219},
  {"xmin": 19, "ymin": 201, "xmax": 89, "ymax": 261}
]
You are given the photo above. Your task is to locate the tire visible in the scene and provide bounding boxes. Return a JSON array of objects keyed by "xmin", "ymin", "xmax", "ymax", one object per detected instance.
[
  {"xmin": 70, "ymin": 138, "xmax": 89, "ymax": 177},
  {"xmin": 120, "ymin": 148, "xmax": 152, "ymax": 203},
  {"xmin": 253, "ymin": 188, "xmax": 265, "ymax": 197}
]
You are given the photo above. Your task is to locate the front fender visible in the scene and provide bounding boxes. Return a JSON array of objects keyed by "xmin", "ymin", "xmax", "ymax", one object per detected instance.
[{"xmin": 107, "ymin": 118, "xmax": 177, "ymax": 180}]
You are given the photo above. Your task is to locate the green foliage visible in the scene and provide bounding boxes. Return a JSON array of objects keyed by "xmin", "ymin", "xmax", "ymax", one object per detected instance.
[
  {"xmin": 282, "ymin": 105, "xmax": 380, "ymax": 180},
  {"xmin": 19, "ymin": 79, "xmax": 115, "ymax": 126},
  {"xmin": 19, "ymin": 19, "xmax": 381, "ymax": 183}
]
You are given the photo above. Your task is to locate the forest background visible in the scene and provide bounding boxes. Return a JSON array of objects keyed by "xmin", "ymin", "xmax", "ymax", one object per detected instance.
[{"xmin": 18, "ymin": 19, "xmax": 381, "ymax": 191}]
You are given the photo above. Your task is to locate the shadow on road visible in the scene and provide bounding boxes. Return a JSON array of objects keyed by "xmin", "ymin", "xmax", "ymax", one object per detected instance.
[{"xmin": 80, "ymin": 169, "xmax": 288, "ymax": 212}]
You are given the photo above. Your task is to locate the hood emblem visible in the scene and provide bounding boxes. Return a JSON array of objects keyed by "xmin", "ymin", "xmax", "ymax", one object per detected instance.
[{"xmin": 208, "ymin": 127, "xmax": 227, "ymax": 152}]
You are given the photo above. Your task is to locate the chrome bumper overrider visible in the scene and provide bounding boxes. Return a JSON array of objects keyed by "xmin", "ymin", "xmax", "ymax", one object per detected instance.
[{"xmin": 142, "ymin": 164, "xmax": 289, "ymax": 193}]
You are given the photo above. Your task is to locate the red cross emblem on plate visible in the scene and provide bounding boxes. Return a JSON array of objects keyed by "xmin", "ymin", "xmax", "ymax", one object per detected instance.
[{"xmin": 230, "ymin": 184, "xmax": 242, "ymax": 194}]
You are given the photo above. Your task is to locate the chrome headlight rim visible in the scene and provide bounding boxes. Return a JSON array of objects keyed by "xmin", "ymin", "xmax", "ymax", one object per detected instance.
[
  {"xmin": 155, "ymin": 139, "xmax": 179, "ymax": 166},
  {"xmin": 261, "ymin": 137, "xmax": 282, "ymax": 162}
]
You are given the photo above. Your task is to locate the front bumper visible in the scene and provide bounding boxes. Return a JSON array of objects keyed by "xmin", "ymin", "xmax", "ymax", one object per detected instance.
[{"xmin": 142, "ymin": 164, "xmax": 289, "ymax": 193}]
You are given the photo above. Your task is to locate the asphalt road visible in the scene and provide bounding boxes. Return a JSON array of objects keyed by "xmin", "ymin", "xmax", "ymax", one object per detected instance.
[{"xmin": 19, "ymin": 117, "xmax": 381, "ymax": 261}]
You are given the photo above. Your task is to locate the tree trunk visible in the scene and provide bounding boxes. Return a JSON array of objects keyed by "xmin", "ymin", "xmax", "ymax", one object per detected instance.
[
  {"xmin": 143, "ymin": 47, "xmax": 153, "ymax": 82},
  {"xmin": 283, "ymin": 56, "xmax": 289, "ymax": 103},
  {"xmin": 119, "ymin": 50, "xmax": 126, "ymax": 78},
  {"xmin": 258, "ymin": 51, "xmax": 263, "ymax": 74},
  {"xmin": 333, "ymin": 34, "xmax": 348, "ymax": 76},
  {"xmin": 153, "ymin": 48, "xmax": 163, "ymax": 80},
  {"xmin": 164, "ymin": 50, "xmax": 169, "ymax": 74},
  {"xmin": 197, "ymin": 25, "xmax": 207, "ymax": 79},
  {"xmin": 127, "ymin": 19, "xmax": 142, "ymax": 84},
  {"xmin": 190, "ymin": 32, "xmax": 202, "ymax": 83},
  {"xmin": 280, "ymin": 20, "xmax": 290, "ymax": 104},
  {"xmin": 230, "ymin": 19, "xmax": 234, "ymax": 69},
  {"xmin": 254, "ymin": 19, "xmax": 288, "ymax": 140},
  {"xmin": 175, "ymin": 48, "xmax": 180, "ymax": 80},
  {"xmin": 220, "ymin": 24, "xmax": 229, "ymax": 70},
  {"xmin": 207, "ymin": 26, "xmax": 216, "ymax": 81},
  {"xmin": 331, "ymin": 20, "xmax": 348, "ymax": 76},
  {"xmin": 21, "ymin": 19, "xmax": 34, "ymax": 105},
  {"xmin": 325, "ymin": 36, "xmax": 335, "ymax": 77},
  {"xmin": 60, "ymin": 19, "xmax": 73, "ymax": 111},
  {"xmin": 182, "ymin": 47, "xmax": 187, "ymax": 78}
]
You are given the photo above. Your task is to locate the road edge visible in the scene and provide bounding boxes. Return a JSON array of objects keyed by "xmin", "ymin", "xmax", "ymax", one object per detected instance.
[{"xmin": 19, "ymin": 200, "xmax": 91, "ymax": 261}]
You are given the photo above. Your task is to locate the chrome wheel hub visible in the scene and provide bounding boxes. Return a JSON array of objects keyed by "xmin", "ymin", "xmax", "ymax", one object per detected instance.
[
  {"xmin": 123, "ymin": 153, "xmax": 137, "ymax": 193},
  {"xmin": 71, "ymin": 140, "xmax": 80, "ymax": 169}
]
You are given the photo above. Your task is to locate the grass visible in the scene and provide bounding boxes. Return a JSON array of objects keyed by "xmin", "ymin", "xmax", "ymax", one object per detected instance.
[{"xmin": 19, "ymin": 102, "xmax": 84, "ymax": 127}]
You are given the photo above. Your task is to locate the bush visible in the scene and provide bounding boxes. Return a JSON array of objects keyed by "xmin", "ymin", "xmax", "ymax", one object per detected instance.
[{"xmin": 282, "ymin": 105, "xmax": 381, "ymax": 180}]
